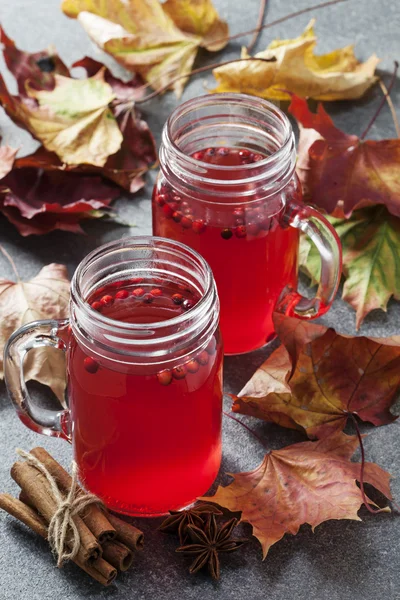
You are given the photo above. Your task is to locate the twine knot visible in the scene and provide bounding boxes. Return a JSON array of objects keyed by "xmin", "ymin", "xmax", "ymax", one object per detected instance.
[{"xmin": 16, "ymin": 448, "xmax": 103, "ymax": 567}]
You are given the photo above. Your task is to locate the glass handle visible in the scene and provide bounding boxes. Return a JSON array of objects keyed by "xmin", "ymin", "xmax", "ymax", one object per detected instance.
[
  {"xmin": 277, "ymin": 202, "xmax": 342, "ymax": 319},
  {"xmin": 3, "ymin": 318, "xmax": 71, "ymax": 441}
]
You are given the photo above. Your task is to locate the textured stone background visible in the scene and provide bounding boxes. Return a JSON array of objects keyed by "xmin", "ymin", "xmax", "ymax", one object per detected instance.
[{"xmin": 0, "ymin": 1, "xmax": 399, "ymax": 599}]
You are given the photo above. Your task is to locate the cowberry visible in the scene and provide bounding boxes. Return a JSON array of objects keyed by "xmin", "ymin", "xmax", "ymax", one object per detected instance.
[
  {"xmin": 115, "ymin": 289, "xmax": 129, "ymax": 299},
  {"xmin": 172, "ymin": 211, "xmax": 183, "ymax": 223},
  {"xmin": 84, "ymin": 357, "xmax": 98, "ymax": 374},
  {"xmin": 182, "ymin": 299, "xmax": 194, "ymax": 311},
  {"xmin": 172, "ymin": 365, "xmax": 187, "ymax": 380},
  {"xmin": 132, "ymin": 287, "xmax": 145, "ymax": 297},
  {"xmin": 192, "ymin": 151, "xmax": 204, "ymax": 161},
  {"xmin": 163, "ymin": 204, "xmax": 174, "ymax": 218},
  {"xmin": 181, "ymin": 216, "xmax": 193, "ymax": 229},
  {"xmin": 143, "ymin": 293, "xmax": 153, "ymax": 303},
  {"xmin": 197, "ymin": 351, "xmax": 209, "ymax": 366},
  {"xmin": 235, "ymin": 225, "xmax": 247, "ymax": 238},
  {"xmin": 156, "ymin": 194, "xmax": 169, "ymax": 206},
  {"xmin": 157, "ymin": 370, "xmax": 172, "ymax": 386},
  {"xmin": 192, "ymin": 219, "xmax": 206, "ymax": 234},
  {"xmin": 172, "ymin": 293, "xmax": 184, "ymax": 305},
  {"xmin": 186, "ymin": 359, "xmax": 199, "ymax": 373},
  {"xmin": 91, "ymin": 301, "xmax": 102, "ymax": 312},
  {"xmin": 100, "ymin": 295, "xmax": 114, "ymax": 307}
]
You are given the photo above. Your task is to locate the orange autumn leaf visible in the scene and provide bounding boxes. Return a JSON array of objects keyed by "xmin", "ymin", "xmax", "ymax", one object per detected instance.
[
  {"xmin": 212, "ymin": 20, "xmax": 378, "ymax": 101},
  {"xmin": 289, "ymin": 94, "xmax": 400, "ymax": 217},
  {"xmin": 201, "ymin": 432, "xmax": 392, "ymax": 558},
  {"xmin": 233, "ymin": 316, "xmax": 400, "ymax": 439}
]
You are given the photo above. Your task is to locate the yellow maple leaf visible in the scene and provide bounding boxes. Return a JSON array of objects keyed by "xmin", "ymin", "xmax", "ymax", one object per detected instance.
[
  {"xmin": 62, "ymin": 0, "xmax": 228, "ymax": 96},
  {"xmin": 24, "ymin": 70, "xmax": 122, "ymax": 166},
  {"xmin": 212, "ymin": 19, "xmax": 379, "ymax": 101}
]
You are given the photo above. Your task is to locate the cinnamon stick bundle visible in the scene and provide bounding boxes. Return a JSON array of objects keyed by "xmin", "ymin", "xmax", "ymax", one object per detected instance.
[
  {"xmin": 30, "ymin": 447, "xmax": 116, "ymax": 543},
  {"xmin": 102, "ymin": 539, "xmax": 134, "ymax": 571},
  {"xmin": 0, "ymin": 494, "xmax": 117, "ymax": 586},
  {"xmin": 107, "ymin": 513, "xmax": 144, "ymax": 551},
  {"xmin": 11, "ymin": 461, "xmax": 101, "ymax": 563}
]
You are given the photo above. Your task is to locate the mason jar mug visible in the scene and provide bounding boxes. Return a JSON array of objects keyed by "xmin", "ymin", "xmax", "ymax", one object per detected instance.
[
  {"xmin": 152, "ymin": 93, "xmax": 342, "ymax": 355},
  {"xmin": 4, "ymin": 237, "xmax": 223, "ymax": 516}
]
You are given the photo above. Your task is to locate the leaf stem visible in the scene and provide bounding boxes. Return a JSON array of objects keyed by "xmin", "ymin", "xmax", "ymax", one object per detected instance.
[
  {"xmin": 0, "ymin": 244, "xmax": 20, "ymax": 281},
  {"xmin": 210, "ymin": 0, "xmax": 349, "ymax": 49},
  {"xmin": 246, "ymin": 0, "xmax": 268, "ymax": 53},
  {"xmin": 360, "ymin": 61, "xmax": 399, "ymax": 140},
  {"xmin": 350, "ymin": 414, "xmax": 386, "ymax": 514},
  {"xmin": 379, "ymin": 79, "xmax": 400, "ymax": 138},
  {"xmin": 135, "ymin": 58, "xmax": 276, "ymax": 104},
  {"xmin": 223, "ymin": 410, "xmax": 268, "ymax": 449}
]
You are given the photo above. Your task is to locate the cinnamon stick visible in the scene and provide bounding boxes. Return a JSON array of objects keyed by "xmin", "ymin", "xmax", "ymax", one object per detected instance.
[
  {"xmin": 107, "ymin": 513, "xmax": 144, "ymax": 551},
  {"xmin": 0, "ymin": 494, "xmax": 116, "ymax": 586},
  {"xmin": 30, "ymin": 447, "xmax": 116, "ymax": 542},
  {"xmin": 11, "ymin": 461, "xmax": 101, "ymax": 563},
  {"xmin": 102, "ymin": 539, "xmax": 134, "ymax": 571}
]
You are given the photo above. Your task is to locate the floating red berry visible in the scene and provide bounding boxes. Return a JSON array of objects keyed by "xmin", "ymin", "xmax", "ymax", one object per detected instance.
[
  {"xmin": 172, "ymin": 365, "xmax": 187, "ymax": 380},
  {"xmin": 182, "ymin": 299, "xmax": 194, "ymax": 311},
  {"xmin": 163, "ymin": 204, "xmax": 174, "ymax": 218},
  {"xmin": 172, "ymin": 293, "xmax": 184, "ymax": 305},
  {"xmin": 181, "ymin": 201, "xmax": 190, "ymax": 210},
  {"xmin": 130, "ymin": 277, "xmax": 144, "ymax": 285},
  {"xmin": 238, "ymin": 149, "xmax": 251, "ymax": 158},
  {"xmin": 157, "ymin": 370, "xmax": 172, "ymax": 386},
  {"xmin": 150, "ymin": 288, "xmax": 162, "ymax": 297},
  {"xmin": 205, "ymin": 148, "xmax": 215, "ymax": 157},
  {"xmin": 186, "ymin": 359, "xmax": 199, "ymax": 373},
  {"xmin": 84, "ymin": 357, "xmax": 99, "ymax": 374},
  {"xmin": 192, "ymin": 151, "xmax": 204, "ymax": 161},
  {"xmin": 115, "ymin": 289, "xmax": 129, "ymax": 299},
  {"xmin": 235, "ymin": 225, "xmax": 247, "ymax": 238},
  {"xmin": 111, "ymin": 280, "xmax": 124, "ymax": 288},
  {"xmin": 253, "ymin": 153, "xmax": 264, "ymax": 161},
  {"xmin": 172, "ymin": 211, "xmax": 183, "ymax": 223},
  {"xmin": 221, "ymin": 228, "xmax": 233, "ymax": 240},
  {"xmin": 132, "ymin": 287, "xmax": 145, "ymax": 297},
  {"xmin": 192, "ymin": 219, "xmax": 206, "ymax": 234},
  {"xmin": 172, "ymin": 194, "xmax": 182, "ymax": 203},
  {"xmin": 100, "ymin": 295, "xmax": 114, "ymax": 307},
  {"xmin": 156, "ymin": 194, "xmax": 169, "ymax": 206},
  {"xmin": 181, "ymin": 216, "xmax": 193, "ymax": 229},
  {"xmin": 143, "ymin": 293, "xmax": 153, "ymax": 303},
  {"xmin": 197, "ymin": 351, "xmax": 209, "ymax": 366},
  {"xmin": 217, "ymin": 147, "xmax": 229, "ymax": 156},
  {"xmin": 91, "ymin": 301, "xmax": 102, "ymax": 312}
]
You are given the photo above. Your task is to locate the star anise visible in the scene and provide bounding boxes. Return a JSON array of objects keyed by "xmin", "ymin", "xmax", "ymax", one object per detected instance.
[
  {"xmin": 159, "ymin": 503, "xmax": 222, "ymax": 544},
  {"xmin": 176, "ymin": 514, "xmax": 248, "ymax": 580}
]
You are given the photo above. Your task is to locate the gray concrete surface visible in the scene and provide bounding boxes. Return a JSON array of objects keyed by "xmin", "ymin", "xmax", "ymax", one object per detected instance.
[{"xmin": 0, "ymin": 1, "xmax": 399, "ymax": 599}]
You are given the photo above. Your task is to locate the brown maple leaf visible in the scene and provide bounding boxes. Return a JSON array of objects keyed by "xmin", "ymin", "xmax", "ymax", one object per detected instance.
[
  {"xmin": 201, "ymin": 432, "xmax": 392, "ymax": 558},
  {"xmin": 233, "ymin": 315, "xmax": 400, "ymax": 439},
  {"xmin": 0, "ymin": 261, "xmax": 70, "ymax": 400},
  {"xmin": 289, "ymin": 94, "xmax": 400, "ymax": 217}
]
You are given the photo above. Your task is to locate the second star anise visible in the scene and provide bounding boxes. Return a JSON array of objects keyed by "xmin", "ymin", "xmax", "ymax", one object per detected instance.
[{"xmin": 176, "ymin": 514, "xmax": 248, "ymax": 580}]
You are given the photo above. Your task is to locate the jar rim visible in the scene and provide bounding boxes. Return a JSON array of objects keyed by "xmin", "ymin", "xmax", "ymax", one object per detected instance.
[
  {"xmin": 165, "ymin": 92, "xmax": 293, "ymax": 172},
  {"xmin": 71, "ymin": 236, "xmax": 215, "ymax": 334}
]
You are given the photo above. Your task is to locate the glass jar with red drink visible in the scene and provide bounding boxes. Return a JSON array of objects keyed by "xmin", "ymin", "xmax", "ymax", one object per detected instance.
[
  {"xmin": 4, "ymin": 237, "xmax": 222, "ymax": 516},
  {"xmin": 152, "ymin": 93, "xmax": 342, "ymax": 355}
]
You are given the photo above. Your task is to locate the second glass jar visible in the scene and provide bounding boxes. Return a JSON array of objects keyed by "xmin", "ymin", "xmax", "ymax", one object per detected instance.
[{"xmin": 152, "ymin": 93, "xmax": 342, "ymax": 355}]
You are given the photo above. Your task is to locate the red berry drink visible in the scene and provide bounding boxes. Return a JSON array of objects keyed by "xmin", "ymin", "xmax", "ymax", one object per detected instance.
[
  {"xmin": 153, "ymin": 94, "xmax": 342, "ymax": 355},
  {"xmin": 153, "ymin": 147, "xmax": 300, "ymax": 354},
  {"xmin": 67, "ymin": 244, "xmax": 222, "ymax": 516}
]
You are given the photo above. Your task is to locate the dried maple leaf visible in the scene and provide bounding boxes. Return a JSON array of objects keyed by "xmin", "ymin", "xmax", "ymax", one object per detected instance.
[
  {"xmin": 290, "ymin": 94, "xmax": 400, "ymax": 217},
  {"xmin": 234, "ymin": 316, "xmax": 400, "ymax": 439},
  {"xmin": 0, "ymin": 28, "xmax": 156, "ymax": 187},
  {"xmin": 61, "ymin": 0, "xmax": 228, "ymax": 96},
  {"xmin": 0, "ymin": 262, "xmax": 70, "ymax": 401},
  {"xmin": 0, "ymin": 142, "xmax": 17, "ymax": 179},
  {"xmin": 0, "ymin": 165, "xmax": 120, "ymax": 236},
  {"xmin": 212, "ymin": 19, "xmax": 378, "ymax": 101},
  {"xmin": 300, "ymin": 206, "xmax": 400, "ymax": 328},
  {"xmin": 201, "ymin": 432, "xmax": 392, "ymax": 558}
]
